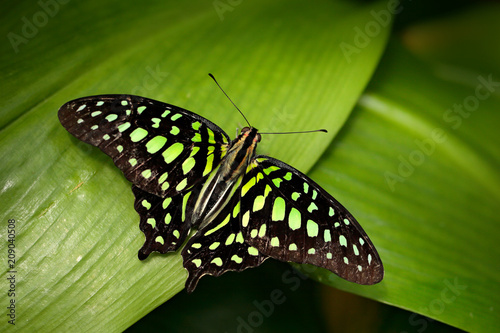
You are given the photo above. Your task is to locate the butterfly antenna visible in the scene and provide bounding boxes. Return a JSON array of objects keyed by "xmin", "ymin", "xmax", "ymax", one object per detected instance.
[
  {"xmin": 259, "ymin": 129, "xmax": 328, "ymax": 135},
  {"xmin": 209, "ymin": 73, "xmax": 251, "ymax": 127}
]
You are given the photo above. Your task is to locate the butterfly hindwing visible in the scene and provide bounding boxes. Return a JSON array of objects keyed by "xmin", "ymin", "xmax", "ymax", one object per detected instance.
[
  {"xmin": 239, "ymin": 156, "xmax": 384, "ymax": 285},
  {"xmin": 181, "ymin": 193, "xmax": 268, "ymax": 292},
  {"xmin": 58, "ymin": 95, "xmax": 230, "ymax": 198},
  {"xmin": 132, "ymin": 184, "xmax": 201, "ymax": 259}
]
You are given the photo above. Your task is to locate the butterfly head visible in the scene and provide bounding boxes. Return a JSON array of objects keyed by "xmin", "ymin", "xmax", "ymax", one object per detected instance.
[{"xmin": 240, "ymin": 126, "xmax": 261, "ymax": 143}]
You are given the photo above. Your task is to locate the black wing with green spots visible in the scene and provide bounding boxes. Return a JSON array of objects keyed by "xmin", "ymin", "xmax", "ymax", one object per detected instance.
[
  {"xmin": 59, "ymin": 94, "xmax": 383, "ymax": 293},
  {"xmin": 238, "ymin": 156, "xmax": 384, "ymax": 285},
  {"xmin": 132, "ymin": 185, "xmax": 200, "ymax": 258},
  {"xmin": 181, "ymin": 193, "xmax": 268, "ymax": 292},
  {"xmin": 58, "ymin": 95, "xmax": 229, "ymax": 198}
]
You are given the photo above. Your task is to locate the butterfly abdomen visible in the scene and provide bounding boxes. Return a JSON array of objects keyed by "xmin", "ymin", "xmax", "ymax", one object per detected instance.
[{"xmin": 192, "ymin": 127, "xmax": 259, "ymax": 229}]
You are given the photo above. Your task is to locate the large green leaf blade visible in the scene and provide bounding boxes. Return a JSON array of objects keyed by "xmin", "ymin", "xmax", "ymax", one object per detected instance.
[{"xmin": 0, "ymin": 0, "xmax": 390, "ymax": 331}]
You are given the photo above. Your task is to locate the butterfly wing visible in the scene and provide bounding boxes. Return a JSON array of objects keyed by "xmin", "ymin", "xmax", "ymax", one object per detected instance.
[
  {"xmin": 132, "ymin": 184, "xmax": 201, "ymax": 259},
  {"xmin": 239, "ymin": 156, "xmax": 384, "ymax": 285},
  {"xmin": 181, "ymin": 193, "xmax": 268, "ymax": 293},
  {"xmin": 58, "ymin": 95, "xmax": 230, "ymax": 198}
]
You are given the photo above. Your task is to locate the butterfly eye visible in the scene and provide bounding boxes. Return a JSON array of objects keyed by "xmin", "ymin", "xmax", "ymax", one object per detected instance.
[
  {"xmin": 240, "ymin": 127, "xmax": 250, "ymax": 135},
  {"xmin": 256, "ymin": 133, "xmax": 261, "ymax": 142}
]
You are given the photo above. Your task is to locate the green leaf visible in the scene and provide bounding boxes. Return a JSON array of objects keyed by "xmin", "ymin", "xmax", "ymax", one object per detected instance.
[
  {"xmin": 0, "ymin": 0, "xmax": 390, "ymax": 331},
  {"xmin": 306, "ymin": 41, "xmax": 500, "ymax": 332}
]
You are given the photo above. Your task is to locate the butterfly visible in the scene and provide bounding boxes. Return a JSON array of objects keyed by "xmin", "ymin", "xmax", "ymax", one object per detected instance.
[{"xmin": 58, "ymin": 78, "xmax": 383, "ymax": 292}]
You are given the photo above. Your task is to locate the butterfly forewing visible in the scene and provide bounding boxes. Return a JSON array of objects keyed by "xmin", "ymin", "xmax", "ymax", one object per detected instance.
[
  {"xmin": 58, "ymin": 95, "xmax": 230, "ymax": 198},
  {"xmin": 239, "ymin": 156, "xmax": 384, "ymax": 285},
  {"xmin": 181, "ymin": 193, "xmax": 268, "ymax": 292}
]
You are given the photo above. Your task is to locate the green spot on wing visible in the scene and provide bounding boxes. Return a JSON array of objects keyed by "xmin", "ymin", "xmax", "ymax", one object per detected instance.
[
  {"xmin": 306, "ymin": 220, "xmax": 319, "ymax": 237},
  {"xmin": 171, "ymin": 113, "xmax": 182, "ymax": 121},
  {"xmin": 241, "ymin": 176, "xmax": 257, "ymax": 197},
  {"xmin": 231, "ymin": 255, "xmax": 243, "ymax": 263},
  {"xmin": 162, "ymin": 142, "xmax": 184, "ymax": 163},
  {"xmin": 203, "ymin": 154, "xmax": 214, "ymax": 177},
  {"xmin": 162, "ymin": 197, "xmax": 172, "ymax": 209},
  {"xmin": 158, "ymin": 172, "xmax": 168, "ymax": 184},
  {"xmin": 329, "ymin": 207, "xmax": 335, "ymax": 216},
  {"xmin": 151, "ymin": 118, "xmax": 161, "ymax": 128},
  {"xmin": 248, "ymin": 247, "xmax": 259, "ymax": 256},
  {"xmin": 118, "ymin": 122, "xmax": 131, "ymax": 132},
  {"xmin": 170, "ymin": 126, "xmax": 180, "ymax": 135},
  {"xmin": 130, "ymin": 127, "xmax": 148, "ymax": 142},
  {"xmin": 258, "ymin": 224, "xmax": 266, "ymax": 237},
  {"xmin": 288, "ymin": 208, "xmax": 301, "ymax": 230},
  {"xmin": 105, "ymin": 114, "xmax": 118, "ymax": 122},
  {"xmin": 324, "ymin": 229, "xmax": 331, "ymax": 242},
  {"xmin": 176, "ymin": 178, "xmax": 187, "ymax": 191},
  {"xmin": 182, "ymin": 157, "xmax": 196, "ymax": 175},
  {"xmin": 192, "ymin": 259, "xmax": 202, "ymax": 267},
  {"xmin": 263, "ymin": 166, "xmax": 279, "ymax": 175},
  {"xmin": 146, "ymin": 135, "xmax": 167, "ymax": 154},
  {"xmin": 236, "ymin": 232, "xmax": 244, "ymax": 243},
  {"xmin": 272, "ymin": 178, "xmax": 282, "ymax": 188},
  {"xmin": 161, "ymin": 181, "xmax": 170, "ymax": 191},
  {"xmin": 192, "ymin": 133, "xmax": 202, "ymax": 142},
  {"xmin": 252, "ymin": 195, "xmax": 265, "ymax": 212},
  {"xmin": 241, "ymin": 211, "xmax": 250, "ymax": 227},
  {"xmin": 141, "ymin": 200, "xmax": 151, "ymax": 210},
  {"xmin": 211, "ymin": 257, "xmax": 223, "ymax": 266},
  {"xmin": 147, "ymin": 218, "xmax": 156, "ymax": 228},
  {"xmin": 232, "ymin": 201, "xmax": 240, "ymax": 218},
  {"xmin": 207, "ymin": 128, "xmax": 216, "ymax": 144},
  {"xmin": 307, "ymin": 202, "xmax": 318, "ymax": 213},
  {"xmin": 225, "ymin": 233, "xmax": 235, "ymax": 245},
  {"xmin": 192, "ymin": 121, "xmax": 201, "ymax": 130},
  {"xmin": 205, "ymin": 214, "xmax": 231, "ymax": 236},
  {"xmin": 271, "ymin": 197, "xmax": 286, "ymax": 221},
  {"xmin": 339, "ymin": 235, "xmax": 347, "ymax": 247},
  {"xmin": 137, "ymin": 106, "xmax": 147, "ymax": 114},
  {"xmin": 209, "ymin": 242, "xmax": 220, "ymax": 250},
  {"xmin": 181, "ymin": 191, "xmax": 192, "ymax": 222}
]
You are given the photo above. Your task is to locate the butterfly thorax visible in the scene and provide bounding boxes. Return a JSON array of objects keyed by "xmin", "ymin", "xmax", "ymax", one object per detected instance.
[{"xmin": 192, "ymin": 127, "xmax": 261, "ymax": 230}]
